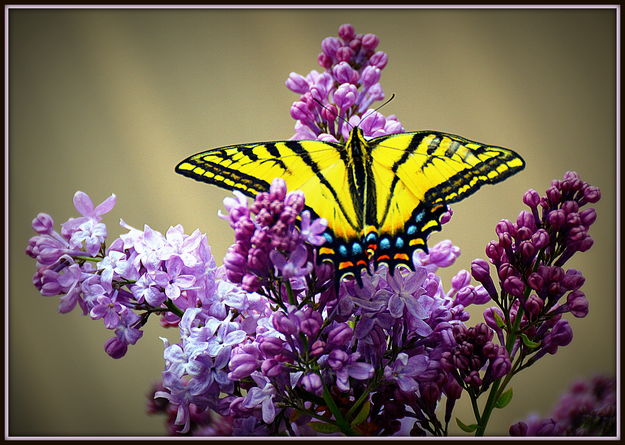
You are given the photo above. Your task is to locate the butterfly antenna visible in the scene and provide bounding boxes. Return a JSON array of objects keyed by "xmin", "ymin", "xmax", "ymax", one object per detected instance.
[
  {"xmin": 312, "ymin": 97, "xmax": 353, "ymax": 129},
  {"xmin": 361, "ymin": 93, "xmax": 396, "ymax": 122}
]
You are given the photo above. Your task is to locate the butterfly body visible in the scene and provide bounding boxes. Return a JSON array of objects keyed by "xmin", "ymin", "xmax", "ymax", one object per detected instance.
[{"xmin": 176, "ymin": 127, "xmax": 525, "ymax": 284}]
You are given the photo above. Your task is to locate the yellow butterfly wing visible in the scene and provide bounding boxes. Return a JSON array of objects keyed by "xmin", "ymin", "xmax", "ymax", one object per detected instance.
[
  {"xmin": 367, "ymin": 131, "xmax": 525, "ymax": 270},
  {"xmin": 175, "ymin": 140, "xmax": 361, "ymax": 243}
]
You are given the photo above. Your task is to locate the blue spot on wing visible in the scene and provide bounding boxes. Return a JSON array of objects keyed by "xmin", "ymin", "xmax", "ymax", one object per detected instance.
[{"xmin": 352, "ymin": 243, "xmax": 363, "ymax": 255}]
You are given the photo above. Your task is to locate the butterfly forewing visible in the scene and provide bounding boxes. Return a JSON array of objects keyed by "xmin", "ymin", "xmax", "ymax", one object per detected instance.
[{"xmin": 175, "ymin": 139, "xmax": 361, "ymax": 243}]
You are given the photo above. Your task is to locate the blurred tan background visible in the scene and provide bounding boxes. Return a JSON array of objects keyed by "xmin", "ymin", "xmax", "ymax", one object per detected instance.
[{"xmin": 8, "ymin": 8, "xmax": 616, "ymax": 436}]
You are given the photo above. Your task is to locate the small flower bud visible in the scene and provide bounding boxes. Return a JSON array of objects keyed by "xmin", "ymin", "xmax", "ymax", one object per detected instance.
[
  {"xmin": 104, "ymin": 337, "xmax": 127, "ymax": 359},
  {"xmin": 327, "ymin": 323, "xmax": 353, "ymax": 346},
  {"xmin": 579, "ymin": 208, "xmax": 597, "ymax": 226},
  {"xmin": 503, "ymin": 276, "xmax": 525, "ymax": 298},
  {"xmin": 531, "ymin": 229, "xmax": 550, "ymax": 249},
  {"xmin": 261, "ymin": 358, "xmax": 283, "ymax": 378},
  {"xmin": 32, "ymin": 213, "xmax": 54, "ymax": 234},
  {"xmin": 336, "ymin": 46, "xmax": 354, "ymax": 63},
  {"xmin": 301, "ymin": 373, "xmax": 323, "ymax": 395},
  {"xmin": 522, "ymin": 189, "xmax": 541, "ymax": 208},
  {"xmin": 361, "ymin": 33, "xmax": 379, "ymax": 50},
  {"xmin": 285, "ymin": 72, "xmax": 309, "ymax": 94},
  {"xmin": 561, "ymin": 200, "xmax": 579, "ymax": 214},
  {"xmin": 321, "ymin": 36, "xmax": 341, "ymax": 58},
  {"xmin": 567, "ymin": 290, "xmax": 589, "ymax": 318},
  {"xmin": 338, "ymin": 24, "xmax": 356, "ymax": 42},
  {"xmin": 368, "ymin": 51, "xmax": 388, "ymax": 69},
  {"xmin": 525, "ymin": 293, "xmax": 544, "ymax": 317},
  {"xmin": 548, "ymin": 209, "xmax": 566, "ymax": 228},
  {"xmin": 583, "ymin": 185, "xmax": 601, "ymax": 203},
  {"xmin": 546, "ymin": 186, "xmax": 562, "ymax": 204}
]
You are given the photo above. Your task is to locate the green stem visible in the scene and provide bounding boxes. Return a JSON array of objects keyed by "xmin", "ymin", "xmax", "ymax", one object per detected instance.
[
  {"xmin": 73, "ymin": 255, "xmax": 102, "ymax": 262},
  {"xmin": 164, "ymin": 299, "xmax": 184, "ymax": 318},
  {"xmin": 321, "ymin": 383, "xmax": 356, "ymax": 436},
  {"xmin": 475, "ymin": 304, "xmax": 525, "ymax": 436}
]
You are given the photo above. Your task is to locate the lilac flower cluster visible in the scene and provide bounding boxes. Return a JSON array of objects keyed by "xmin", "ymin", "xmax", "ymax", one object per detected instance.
[
  {"xmin": 26, "ymin": 191, "xmax": 217, "ymax": 358},
  {"xmin": 510, "ymin": 375, "xmax": 616, "ymax": 436},
  {"xmin": 286, "ymin": 24, "xmax": 404, "ymax": 142},
  {"xmin": 470, "ymin": 172, "xmax": 600, "ymax": 371}
]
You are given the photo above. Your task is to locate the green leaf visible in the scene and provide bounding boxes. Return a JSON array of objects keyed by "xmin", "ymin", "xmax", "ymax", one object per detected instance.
[
  {"xmin": 520, "ymin": 333, "xmax": 541, "ymax": 348},
  {"xmin": 493, "ymin": 311, "xmax": 506, "ymax": 329},
  {"xmin": 456, "ymin": 418, "xmax": 479, "ymax": 433},
  {"xmin": 308, "ymin": 421, "xmax": 342, "ymax": 434},
  {"xmin": 495, "ymin": 387, "xmax": 514, "ymax": 409},
  {"xmin": 350, "ymin": 400, "xmax": 371, "ymax": 427}
]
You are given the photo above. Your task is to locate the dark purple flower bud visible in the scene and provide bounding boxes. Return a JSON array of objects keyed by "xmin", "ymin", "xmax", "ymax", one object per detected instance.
[
  {"xmin": 546, "ymin": 186, "xmax": 562, "ymax": 204},
  {"xmin": 104, "ymin": 337, "xmax": 127, "ymax": 359},
  {"xmin": 568, "ymin": 225, "xmax": 587, "ymax": 242},
  {"xmin": 471, "ymin": 259, "xmax": 490, "ymax": 281},
  {"xmin": 317, "ymin": 52, "xmax": 332, "ymax": 69},
  {"xmin": 229, "ymin": 353, "xmax": 259, "ymax": 380},
  {"xmin": 261, "ymin": 358, "xmax": 284, "ymax": 378},
  {"xmin": 531, "ymin": 229, "xmax": 550, "ymax": 249},
  {"xmin": 517, "ymin": 211, "xmax": 535, "ymax": 230},
  {"xmin": 241, "ymin": 273, "xmax": 261, "ymax": 293},
  {"xmin": 516, "ymin": 227, "xmax": 533, "ymax": 241},
  {"xmin": 444, "ymin": 377, "xmax": 463, "ymax": 400},
  {"xmin": 321, "ymin": 36, "xmax": 341, "ymax": 59},
  {"xmin": 361, "ymin": 33, "xmax": 379, "ymax": 51},
  {"xmin": 32, "ymin": 213, "xmax": 54, "ymax": 234},
  {"xmin": 583, "ymin": 185, "xmax": 601, "ymax": 203},
  {"xmin": 440, "ymin": 207, "xmax": 453, "ymax": 224},
  {"xmin": 421, "ymin": 382, "xmax": 441, "ymax": 406},
  {"xmin": 547, "ymin": 209, "xmax": 566, "ymax": 229},
  {"xmin": 509, "ymin": 422, "xmax": 529, "ymax": 436},
  {"xmin": 310, "ymin": 340, "xmax": 325, "ymax": 356},
  {"xmin": 523, "ymin": 189, "xmax": 541, "ymax": 208},
  {"xmin": 497, "ymin": 263, "xmax": 518, "ymax": 281},
  {"xmin": 259, "ymin": 336, "xmax": 285, "ymax": 357},
  {"xmin": 327, "ymin": 349, "xmax": 348, "ymax": 369},
  {"xmin": 490, "ymin": 354, "xmax": 512, "ymax": 379},
  {"xmin": 495, "ymin": 219, "xmax": 516, "ymax": 237},
  {"xmin": 301, "ymin": 373, "xmax": 323, "ymax": 395},
  {"xmin": 561, "ymin": 200, "xmax": 579, "ymax": 214},
  {"xmin": 273, "ymin": 312, "xmax": 298, "ymax": 335},
  {"xmin": 348, "ymin": 38, "xmax": 361, "ymax": 53},
  {"xmin": 566, "ymin": 212, "xmax": 581, "ymax": 227},
  {"xmin": 567, "ymin": 290, "xmax": 589, "ymax": 318},
  {"xmin": 485, "ymin": 241, "xmax": 503, "ymax": 263},
  {"xmin": 498, "ymin": 232, "xmax": 513, "ymax": 249},
  {"xmin": 336, "ymin": 46, "xmax": 354, "ymax": 63},
  {"xmin": 547, "ymin": 320, "xmax": 573, "ymax": 351},
  {"xmin": 338, "ymin": 24, "xmax": 356, "ymax": 42},
  {"xmin": 579, "ymin": 208, "xmax": 597, "ymax": 226},
  {"xmin": 577, "ymin": 236, "xmax": 594, "ymax": 252},
  {"xmin": 525, "ymin": 293, "xmax": 544, "ymax": 317},
  {"xmin": 503, "ymin": 276, "xmax": 525, "ymax": 298},
  {"xmin": 321, "ymin": 103, "xmax": 338, "ymax": 123},
  {"xmin": 519, "ymin": 240, "xmax": 536, "ymax": 260},
  {"xmin": 562, "ymin": 269, "xmax": 585, "ymax": 290},
  {"xmin": 299, "ymin": 314, "xmax": 322, "ymax": 338},
  {"xmin": 464, "ymin": 370, "xmax": 482, "ymax": 387},
  {"xmin": 327, "ymin": 323, "xmax": 353, "ymax": 346},
  {"xmin": 455, "ymin": 287, "xmax": 476, "ymax": 307},
  {"xmin": 368, "ymin": 51, "xmax": 388, "ymax": 69}
]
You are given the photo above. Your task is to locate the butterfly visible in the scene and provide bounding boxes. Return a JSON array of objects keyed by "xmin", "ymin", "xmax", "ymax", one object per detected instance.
[{"xmin": 176, "ymin": 127, "xmax": 525, "ymax": 285}]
